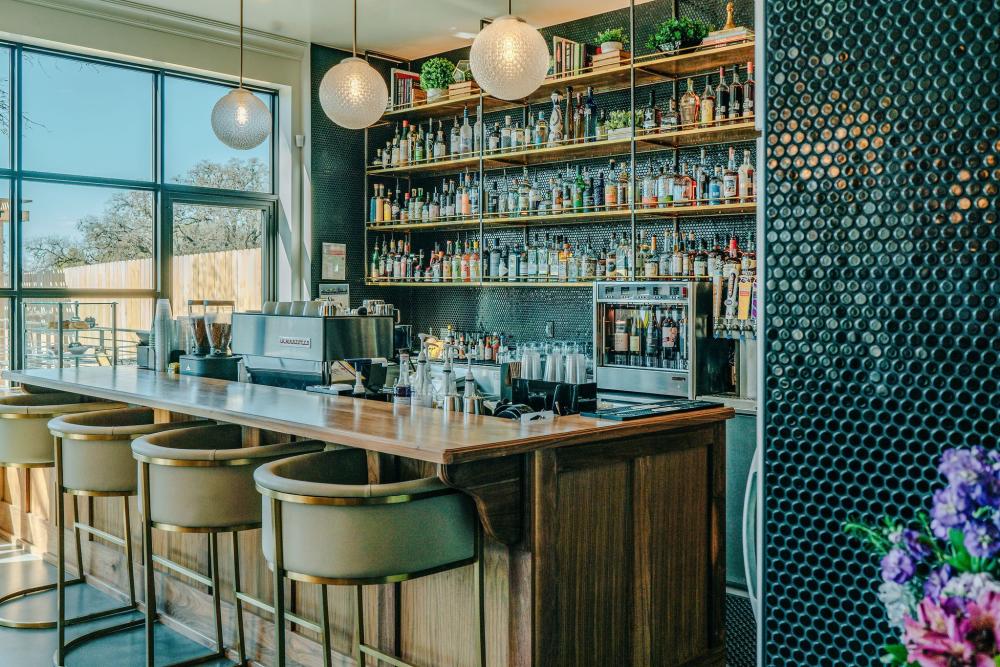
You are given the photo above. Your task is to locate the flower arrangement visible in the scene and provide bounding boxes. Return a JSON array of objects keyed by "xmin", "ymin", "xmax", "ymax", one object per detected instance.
[
  {"xmin": 419, "ymin": 57, "xmax": 455, "ymax": 93},
  {"xmin": 595, "ymin": 28, "xmax": 628, "ymax": 49},
  {"xmin": 845, "ymin": 446, "xmax": 1000, "ymax": 666},
  {"xmin": 645, "ymin": 18, "xmax": 712, "ymax": 52}
]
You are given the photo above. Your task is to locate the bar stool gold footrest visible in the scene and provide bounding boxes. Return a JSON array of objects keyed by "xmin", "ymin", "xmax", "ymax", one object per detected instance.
[
  {"xmin": 0, "ymin": 577, "xmax": 85, "ymax": 630},
  {"xmin": 359, "ymin": 644, "xmax": 416, "ymax": 667}
]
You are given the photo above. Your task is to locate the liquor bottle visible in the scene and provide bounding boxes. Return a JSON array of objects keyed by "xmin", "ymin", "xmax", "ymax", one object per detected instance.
[
  {"xmin": 370, "ymin": 184, "xmax": 379, "ymax": 222},
  {"xmin": 425, "ymin": 119, "xmax": 435, "ymax": 159},
  {"xmin": 487, "ymin": 122, "xmax": 501, "ymax": 152},
  {"xmin": 451, "ymin": 239, "xmax": 462, "ymax": 281},
  {"xmin": 460, "ymin": 107, "xmax": 474, "ymax": 155},
  {"xmin": 660, "ymin": 97, "xmax": 680, "ymax": 131},
  {"xmin": 694, "ymin": 238, "xmax": 708, "ymax": 277},
  {"xmin": 572, "ymin": 92, "xmax": 584, "ymax": 144},
  {"xmin": 656, "ymin": 163, "xmax": 672, "ymax": 207},
  {"xmin": 642, "ymin": 167, "xmax": 656, "ymax": 208},
  {"xmin": 584, "ymin": 86, "xmax": 598, "ymax": 141},
  {"xmin": 613, "ymin": 313, "xmax": 628, "ymax": 365},
  {"xmin": 500, "ymin": 115, "xmax": 513, "ymax": 150},
  {"xmin": 564, "ymin": 86, "xmax": 574, "ymax": 142},
  {"xmin": 643, "ymin": 233, "xmax": 658, "ymax": 277},
  {"xmin": 537, "ymin": 234, "xmax": 550, "ymax": 276},
  {"xmin": 661, "ymin": 309, "xmax": 677, "ymax": 367},
  {"xmin": 616, "ymin": 162, "xmax": 631, "ymax": 209},
  {"xmin": 399, "ymin": 120, "xmax": 409, "ymax": 165},
  {"xmin": 679, "ymin": 78, "xmax": 699, "ymax": 127},
  {"xmin": 512, "ymin": 118, "xmax": 525, "ymax": 151},
  {"xmin": 738, "ymin": 149, "xmax": 755, "ymax": 201},
  {"xmin": 534, "ymin": 110, "xmax": 547, "ymax": 146},
  {"xmin": 629, "ymin": 313, "xmax": 642, "ymax": 366},
  {"xmin": 470, "ymin": 240, "xmax": 481, "ymax": 280},
  {"xmin": 370, "ymin": 241, "xmax": 381, "ymax": 278},
  {"xmin": 657, "ymin": 234, "xmax": 670, "ymax": 276},
  {"xmin": 701, "ymin": 76, "xmax": 715, "ymax": 127},
  {"xmin": 672, "ymin": 164, "xmax": 693, "ymax": 206},
  {"xmin": 413, "ymin": 123, "xmax": 425, "ymax": 162},
  {"xmin": 723, "ymin": 147, "xmax": 739, "ymax": 202},
  {"xmin": 642, "ymin": 90, "xmax": 659, "ymax": 132},
  {"xmin": 526, "ymin": 235, "xmax": 538, "ymax": 277},
  {"xmin": 434, "ymin": 122, "xmax": 447, "ymax": 159},
  {"xmin": 696, "ymin": 148, "xmax": 710, "ymax": 204},
  {"xmin": 606, "ymin": 233, "xmax": 618, "ymax": 278},
  {"xmin": 450, "ymin": 116, "xmax": 461, "ymax": 155},
  {"xmin": 487, "ymin": 181, "xmax": 499, "ymax": 214},
  {"xmin": 743, "ymin": 61, "xmax": 755, "ymax": 118},
  {"xmin": 595, "ymin": 109, "xmax": 608, "ymax": 141},
  {"xmin": 645, "ymin": 312, "xmax": 660, "ymax": 368},
  {"xmin": 595, "ymin": 171, "xmax": 605, "ymax": 209},
  {"xmin": 709, "ymin": 166, "xmax": 723, "ymax": 205},
  {"xmin": 604, "ymin": 161, "xmax": 618, "ymax": 209},
  {"xmin": 473, "ymin": 104, "xmax": 484, "ymax": 154},
  {"xmin": 714, "ymin": 66, "xmax": 729, "ymax": 123},
  {"xmin": 729, "ymin": 66, "xmax": 744, "ymax": 120},
  {"xmin": 573, "ymin": 167, "xmax": 586, "ymax": 211},
  {"xmin": 548, "ymin": 91, "xmax": 563, "ymax": 146}
]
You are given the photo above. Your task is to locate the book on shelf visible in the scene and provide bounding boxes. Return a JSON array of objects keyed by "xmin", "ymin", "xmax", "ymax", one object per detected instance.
[
  {"xmin": 390, "ymin": 68, "xmax": 421, "ymax": 107},
  {"xmin": 550, "ymin": 36, "xmax": 594, "ymax": 77}
]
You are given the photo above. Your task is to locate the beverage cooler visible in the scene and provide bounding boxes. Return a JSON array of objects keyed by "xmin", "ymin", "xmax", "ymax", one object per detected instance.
[{"xmin": 593, "ymin": 280, "xmax": 731, "ymax": 399}]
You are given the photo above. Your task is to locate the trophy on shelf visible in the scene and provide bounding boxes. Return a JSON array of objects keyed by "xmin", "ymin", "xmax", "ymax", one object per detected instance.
[{"xmin": 703, "ymin": 1, "xmax": 754, "ymax": 46}]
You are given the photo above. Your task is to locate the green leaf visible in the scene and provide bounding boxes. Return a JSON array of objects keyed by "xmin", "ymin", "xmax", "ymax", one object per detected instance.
[
  {"xmin": 993, "ymin": 656, "xmax": 1000, "ymax": 667},
  {"xmin": 882, "ymin": 644, "xmax": 908, "ymax": 664}
]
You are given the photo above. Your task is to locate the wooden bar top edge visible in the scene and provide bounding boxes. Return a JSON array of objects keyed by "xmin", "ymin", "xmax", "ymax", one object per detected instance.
[{"xmin": 4, "ymin": 367, "xmax": 735, "ymax": 465}]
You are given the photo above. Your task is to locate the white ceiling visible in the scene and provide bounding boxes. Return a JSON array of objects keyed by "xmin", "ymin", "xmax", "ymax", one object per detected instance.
[{"xmin": 123, "ymin": 0, "xmax": 635, "ymax": 59}]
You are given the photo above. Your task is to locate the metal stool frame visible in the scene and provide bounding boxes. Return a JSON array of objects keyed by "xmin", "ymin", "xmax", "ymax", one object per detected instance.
[
  {"xmin": 257, "ymin": 483, "xmax": 487, "ymax": 667},
  {"xmin": 0, "ymin": 402, "xmax": 124, "ymax": 630},
  {"xmin": 135, "ymin": 450, "xmax": 307, "ymax": 667}
]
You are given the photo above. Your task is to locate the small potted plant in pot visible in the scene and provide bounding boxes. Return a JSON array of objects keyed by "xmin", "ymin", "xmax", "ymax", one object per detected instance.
[
  {"xmin": 646, "ymin": 17, "xmax": 712, "ymax": 53},
  {"xmin": 420, "ymin": 57, "xmax": 454, "ymax": 101},
  {"xmin": 606, "ymin": 109, "xmax": 641, "ymax": 140},
  {"xmin": 596, "ymin": 27, "xmax": 628, "ymax": 54}
]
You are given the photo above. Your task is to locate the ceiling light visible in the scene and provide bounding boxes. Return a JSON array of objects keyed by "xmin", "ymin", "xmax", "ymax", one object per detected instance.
[
  {"xmin": 470, "ymin": 3, "xmax": 549, "ymax": 101},
  {"xmin": 211, "ymin": 0, "xmax": 272, "ymax": 150},
  {"xmin": 319, "ymin": 0, "xmax": 388, "ymax": 130}
]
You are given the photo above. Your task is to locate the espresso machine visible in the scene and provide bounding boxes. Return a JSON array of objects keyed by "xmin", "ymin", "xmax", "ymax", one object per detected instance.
[{"xmin": 230, "ymin": 302, "xmax": 394, "ymax": 390}]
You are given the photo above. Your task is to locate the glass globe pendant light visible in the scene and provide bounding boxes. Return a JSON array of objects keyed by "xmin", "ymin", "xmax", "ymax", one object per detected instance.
[
  {"xmin": 319, "ymin": 0, "xmax": 389, "ymax": 130},
  {"xmin": 211, "ymin": 0, "xmax": 272, "ymax": 150},
  {"xmin": 470, "ymin": 0, "xmax": 549, "ymax": 101}
]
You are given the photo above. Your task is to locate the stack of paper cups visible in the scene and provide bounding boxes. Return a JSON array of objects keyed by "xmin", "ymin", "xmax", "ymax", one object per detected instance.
[
  {"xmin": 520, "ymin": 349, "xmax": 542, "ymax": 380},
  {"xmin": 152, "ymin": 299, "xmax": 173, "ymax": 372}
]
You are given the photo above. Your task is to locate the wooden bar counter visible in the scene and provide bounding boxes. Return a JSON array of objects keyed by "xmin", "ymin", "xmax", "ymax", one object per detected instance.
[{"xmin": 3, "ymin": 367, "xmax": 733, "ymax": 667}]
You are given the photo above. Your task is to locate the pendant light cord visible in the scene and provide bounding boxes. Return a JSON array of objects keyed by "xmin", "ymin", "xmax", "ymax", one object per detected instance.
[
  {"xmin": 239, "ymin": 0, "xmax": 245, "ymax": 87},
  {"xmin": 353, "ymin": 0, "xmax": 358, "ymax": 56},
  {"xmin": 508, "ymin": 0, "xmax": 512, "ymax": 14}
]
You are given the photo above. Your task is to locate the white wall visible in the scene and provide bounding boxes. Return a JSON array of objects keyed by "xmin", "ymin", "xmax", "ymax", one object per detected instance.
[{"xmin": 0, "ymin": 0, "xmax": 312, "ymax": 300}]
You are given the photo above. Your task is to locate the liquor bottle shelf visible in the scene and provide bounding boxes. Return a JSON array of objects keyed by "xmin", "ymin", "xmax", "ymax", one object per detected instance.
[
  {"xmin": 365, "ymin": 201, "xmax": 756, "ymax": 233},
  {"xmin": 367, "ymin": 121, "xmax": 759, "ymax": 177},
  {"xmin": 365, "ymin": 275, "xmax": 713, "ymax": 288},
  {"xmin": 382, "ymin": 40, "xmax": 755, "ymax": 121}
]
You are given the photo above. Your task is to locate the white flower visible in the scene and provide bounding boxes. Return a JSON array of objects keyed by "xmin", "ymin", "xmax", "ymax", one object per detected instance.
[
  {"xmin": 878, "ymin": 581, "xmax": 917, "ymax": 631},
  {"xmin": 941, "ymin": 572, "xmax": 1000, "ymax": 602}
]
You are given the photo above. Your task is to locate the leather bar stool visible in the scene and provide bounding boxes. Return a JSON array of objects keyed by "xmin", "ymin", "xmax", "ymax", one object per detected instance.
[
  {"xmin": 48, "ymin": 408, "xmax": 214, "ymax": 665},
  {"xmin": 254, "ymin": 448, "xmax": 485, "ymax": 667},
  {"xmin": 132, "ymin": 424, "xmax": 325, "ymax": 667},
  {"xmin": 0, "ymin": 392, "xmax": 125, "ymax": 629}
]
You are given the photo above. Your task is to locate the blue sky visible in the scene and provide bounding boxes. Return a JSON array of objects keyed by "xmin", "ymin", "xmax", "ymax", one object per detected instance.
[{"xmin": 4, "ymin": 49, "xmax": 271, "ymax": 241}]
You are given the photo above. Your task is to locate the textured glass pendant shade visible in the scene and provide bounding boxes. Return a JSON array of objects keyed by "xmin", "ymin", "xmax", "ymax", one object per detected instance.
[
  {"xmin": 319, "ymin": 56, "xmax": 389, "ymax": 130},
  {"xmin": 470, "ymin": 15, "xmax": 549, "ymax": 101},
  {"xmin": 211, "ymin": 87, "xmax": 272, "ymax": 149}
]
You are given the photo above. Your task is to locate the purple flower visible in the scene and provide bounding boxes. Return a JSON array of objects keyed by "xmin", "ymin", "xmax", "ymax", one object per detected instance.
[
  {"xmin": 932, "ymin": 486, "xmax": 971, "ymax": 539},
  {"xmin": 901, "ymin": 528, "xmax": 933, "ymax": 561},
  {"xmin": 940, "ymin": 448, "xmax": 988, "ymax": 487},
  {"xmin": 882, "ymin": 548, "xmax": 917, "ymax": 584},
  {"xmin": 964, "ymin": 521, "xmax": 1000, "ymax": 559},
  {"xmin": 925, "ymin": 565, "xmax": 954, "ymax": 602}
]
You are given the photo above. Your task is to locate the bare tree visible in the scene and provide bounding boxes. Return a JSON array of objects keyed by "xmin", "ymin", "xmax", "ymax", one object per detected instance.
[{"xmin": 23, "ymin": 158, "xmax": 268, "ymax": 271}]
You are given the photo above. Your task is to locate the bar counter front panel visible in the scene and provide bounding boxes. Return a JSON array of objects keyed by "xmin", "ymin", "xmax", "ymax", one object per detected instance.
[{"xmin": 3, "ymin": 367, "xmax": 732, "ymax": 667}]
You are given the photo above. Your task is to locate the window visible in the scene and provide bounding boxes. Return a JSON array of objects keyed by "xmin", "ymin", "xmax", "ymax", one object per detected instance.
[
  {"xmin": 0, "ymin": 179, "xmax": 10, "ymax": 288},
  {"xmin": 0, "ymin": 47, "xmax": 10, "ymax": 169},
  {"xmin": 21, "ymin": 52, "xmax": 154, "ymax": 181},
  {"xmin": 164, "ymin": 76, "xmax": 272, "ymax": 193},
  {"xmin": 169, "ymin": 201, "xmax": 267, "ymax": 313},
  {"xmin": 20, "ymin": 181, "xmax": 154, "ymax": 289},
  {"xmin": 0, "ymin": 42, "xmax": 278, "ymax": 373}
]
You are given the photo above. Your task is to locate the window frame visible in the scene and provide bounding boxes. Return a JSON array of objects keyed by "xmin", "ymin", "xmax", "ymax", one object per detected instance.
[{"xmin": 0, "ymin": 39, "xmax": 279, "ymax": 373}]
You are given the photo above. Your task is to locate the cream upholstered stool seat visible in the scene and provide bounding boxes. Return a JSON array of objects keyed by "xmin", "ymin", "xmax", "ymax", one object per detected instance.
[
  {"xmin": 132, "ymin": 424, "xmax": 325, "ymax": 667},
  {"xmin": 254, "ymin": 448, "xmax": 485, "ymax": 667},
  {"xmin": 48, "ymin": 408, "xmax": 213, "ymax": 665},
  {"xmin": 0, "ymin": 392, "xmax": 125, "ymax": 629}
]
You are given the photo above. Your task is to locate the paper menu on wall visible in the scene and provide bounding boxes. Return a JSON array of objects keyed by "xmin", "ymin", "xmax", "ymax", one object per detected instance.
[{"xmin": 321, "ymin": 243, "xmax": 346, "ymax": 280}]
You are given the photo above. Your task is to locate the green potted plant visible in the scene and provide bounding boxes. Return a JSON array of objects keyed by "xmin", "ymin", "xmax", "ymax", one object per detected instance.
[
  {"xmin": 606, "ymin": 109, "xmax": 641, "ymax": 140},
  {"xmin": 420, "ymin": 57, "xmax": 455, "ymax": 100},
  {"xmin": 645, "ymin": 18, "xmax": 712, "ymax": 52},
  {"xmin": 595, "ymin": 27, "xmax": 628, "ymax": 53}
]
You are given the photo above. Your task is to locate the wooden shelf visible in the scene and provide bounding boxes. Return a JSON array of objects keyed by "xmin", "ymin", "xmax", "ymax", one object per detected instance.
[
  {"xmin": 368, "ymin": 121, "xmax": 759, "ymax": 177},
  {"xmin": 365, "ymin": 279, "xmax": 595, "ymax": 288},
  {"xmin": 365, "ymin": 201, "xmax": 755, "ymax": 233},
  {"xmin": 381, "ymin": 40, "xmax": 754, "ymax": 121}
]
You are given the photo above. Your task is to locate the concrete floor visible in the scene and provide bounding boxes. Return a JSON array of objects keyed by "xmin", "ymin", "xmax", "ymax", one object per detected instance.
[{"xmin": 0, "ymin": 545, "xmax": 233, "ymax": 666}]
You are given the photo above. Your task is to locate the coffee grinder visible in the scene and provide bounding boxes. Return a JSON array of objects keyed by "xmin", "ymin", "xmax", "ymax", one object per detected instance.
[{"xmin": 179, "ymin": 299, "xmax": 240, "ymax": 381}]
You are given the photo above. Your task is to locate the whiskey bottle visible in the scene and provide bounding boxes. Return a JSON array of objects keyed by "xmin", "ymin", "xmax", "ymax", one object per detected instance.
[
  {"xmin": 660, "ymin": 97, "xmax": 680, "ymax": 131},
  {"xmin": 709, "ymin": 167, "xmax": 723, "ymax": 205},
  {"xmin": 656, "ymin": 163, "xmax": 672, "ymax": 208},
  {"xmin": 742, "ymin": 61, "xmax": 755, "ymax": 118},
  {"xmin": 500, "ymin": 115, "xmax": 512, "ymax": 150},
  {"xmin": 714, "ymin": 66, "xmax": 729, "ymax": 123},
  {"xmin": 701, "ymin": 76, "xmax": 715, "ymax": 127},
  {"xmin": 729, "ymin": 66, "xmax": 744, "ymax": 120},
  {"xmin": 548, "ymin": 91, "xmax": 563, "ymax": 146},
  {"xmin": 487, "ymin": 122, "xmax": 500, "ymax": 152},
  {"xmin": 642, "ymin": 90, "xmax": 659, "ymax": 132},
  {"xmin": 534, "ymin": 110, "xmax": 547, "ymax": 146},
  {"xmin": 738, "ymin": 149, "xmax": 755, "ymax": 201},
  {"xmin": 604, "ymin": 161, "xmax": 618, "ymax": 209},
  {"xmin": 723, "ymin": 147, "xmax": 739, "ymax": 202},
  {"xmin": 679, "ymin": 78, "xmax": 700, "ymax": 127},
  {"xmin": 572, "ymin": 92, "xmax": 584, "ymax": 144},
  {"xmin": 450, "ymin": 116, "xmax": 461, "ymax": 155}
]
